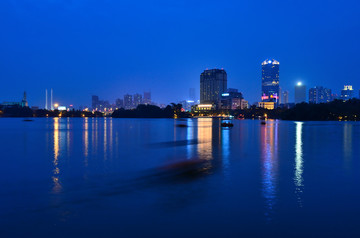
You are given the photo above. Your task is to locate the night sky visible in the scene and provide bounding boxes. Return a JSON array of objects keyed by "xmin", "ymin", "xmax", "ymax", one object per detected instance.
[{"xmin": 1, "ymin": 0, "xmax": 360, "ymax": 107}]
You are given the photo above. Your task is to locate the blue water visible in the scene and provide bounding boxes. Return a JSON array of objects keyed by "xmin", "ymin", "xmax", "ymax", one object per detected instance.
[{"xmin": 0, "ymin": 118, "xmax": 360, "ymax": 238}]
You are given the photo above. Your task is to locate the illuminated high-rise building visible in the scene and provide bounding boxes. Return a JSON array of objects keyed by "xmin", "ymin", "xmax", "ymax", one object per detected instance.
[
  {"xmin": 124, "ymin": 94, "xmax": 133, "ymax": 109},
  {"xmin": 340, "ymin": 85, "xmax": 354, "ymax": 101},
  {"xmin": 200, "ymin": 69, "xmax": 227, "ymax": 105},
  {"xmin": 261, "ymin": 59, "xmax": 280, "ymax": 105},
  {"xmin": 295, "ymin": 82, "xmax": 306, "ymax": 104},
  {"xmin": 309, "ymin": 86, "xmax": 332, "ymax": 104}
]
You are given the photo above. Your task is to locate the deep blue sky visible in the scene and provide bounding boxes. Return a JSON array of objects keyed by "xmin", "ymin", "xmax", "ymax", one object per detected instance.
[{"xmin": 1, "ymin": 0, "xmax": 360, "ymax": 107}]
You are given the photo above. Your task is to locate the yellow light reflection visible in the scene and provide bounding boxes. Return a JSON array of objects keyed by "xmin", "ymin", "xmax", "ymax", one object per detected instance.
[
  {"xmin": 197, "ymin": 118, "xmax": 213, "ymax": 161},
  {"xmin": 104, "ymin": 118, "xmax": 107, "ymax": 160},
  {"xmin": 52, "ymin": 117, "xmax": 62, "ymax": 193}
]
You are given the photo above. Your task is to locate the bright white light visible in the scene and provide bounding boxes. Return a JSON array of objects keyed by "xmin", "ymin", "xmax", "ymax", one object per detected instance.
[{"xmin": 297, "ymin": 82, "xmax": 302, "ymax": 86}]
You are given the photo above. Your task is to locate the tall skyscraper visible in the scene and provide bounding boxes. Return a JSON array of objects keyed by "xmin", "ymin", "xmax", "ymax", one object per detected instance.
[
  {"xmin": 143, "ymin": 92, "xmax": 151, "ymax": 104},
  {"xmin": 295, "ymin": 82, "xmax": 306, "ymax": 104},
  {"xmin": 92, "ymin": 95, "xmax": 99, "ymax": 110},
  {"xmin": 115, "ymin": 98, "xmax": 124, "ymax": 108},
  {"xmin": 133, "ymin": 93, "xmax": 143, "ymax": 107},
  {"xmin": 309, "ymin": 86, "xmax": 332, "ymax": 104},
  {"xmin": 200, "ymin": 69, "xmax": 227, "ymax": 105},
  {"xmin": 282, "ymin": 90, "xmax": 289, "ymax": 104},
  {"xmin": 340, "ymin": 85, "xmax": 354, "ymax": 101},
  {"xmin": 261, "ymin": 59, "xmax": 280, "ymax": 105},
  {"xmin": 124, "ymin": 94, "xmax": 133, "ymax": 109}
]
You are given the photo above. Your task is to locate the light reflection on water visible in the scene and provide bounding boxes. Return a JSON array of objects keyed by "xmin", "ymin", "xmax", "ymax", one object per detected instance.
[
  {"xmin": 294, "ymin": 121, "xmax": 304, "ymax": 206},
  {"xmin": 343, "ymin": 123, "xmax": 353, "ymax": 169},
  {"xmin": 197, "ymin": 118, "xmax": 213, "ymax": 161},
  {"xmin": 52, "ymin": 118, "xmax": 62, "ymax": 193},
  {"xmin": 260, "ymin": 120, "xmax": 279, "ymax": 220},
  {"xmin": 1, "ymin": 118, "xmax": 360, "ymax": 237}
]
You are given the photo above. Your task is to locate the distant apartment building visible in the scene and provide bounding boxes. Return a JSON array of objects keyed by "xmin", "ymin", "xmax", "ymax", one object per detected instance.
[
  {"xmin": 124, "ymin": 94, "xmax": 133, "ymax": 109},
  {"xmin": 220, "ymin": 89, "xmax": 247, "ymax": 109},
  {"xmin": 133, "ymin": 93, "xmax": 143, "ymax": 107},
  {"xmin": 341, "ymin": 85, "xmax": 354, "ymax": 101},
  {"xmin": 91, "ymin": 95, "xmax": 111, "ymax": 111},
  {"xmin": 143, "ymin": 92, "xmax": 151, "ymax": 105},
  {"xmin": 115, "ymin": 98, "xmax": 124, "ymax": 109},
  {"xmin": 295, "ymin": 82, "xmax": 306, "ymax": 104},
  {"xmin": 200, "ymin": 69, "xmax": 227, "ymax": 106},
  {"xmin": 309, "ymin": 86, "xmax": 332, "ymax": 104},
  {"xmin": 92, "ymin": 95, "xmax": 99, "ymax": 110},
  {"xmin": 282, "ymin": 90, "xmax": 289, "ymax": 104}
]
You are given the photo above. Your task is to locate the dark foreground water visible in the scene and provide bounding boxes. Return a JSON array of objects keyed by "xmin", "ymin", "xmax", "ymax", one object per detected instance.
[{"xmin": 0, "ymin": 118, "xmax": 360, "ymax": 238}]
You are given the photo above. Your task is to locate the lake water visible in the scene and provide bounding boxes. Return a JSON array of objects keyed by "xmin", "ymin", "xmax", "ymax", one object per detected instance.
[{"xmin": 0, "ymin": 118, "xmax": 360, "ymax": 238}]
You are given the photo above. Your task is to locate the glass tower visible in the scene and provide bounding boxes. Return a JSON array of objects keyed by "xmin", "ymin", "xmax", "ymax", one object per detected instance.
[
  {"xmin": 200, "ymin": 69, "xmax": 227, "ymax": 105},
  {"xmin": 261, "ymin": 59, "xmax": 280, "ymax": 105}
]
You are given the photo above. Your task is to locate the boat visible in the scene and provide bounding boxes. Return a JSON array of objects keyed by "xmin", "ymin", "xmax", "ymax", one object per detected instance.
[
  {"xmin": 176, "ymin": 124, "xmax": 188, "ymax": 128},
  {"xmin": 221, "ymin": 122, "xmax": 234, "ymax": 127}
]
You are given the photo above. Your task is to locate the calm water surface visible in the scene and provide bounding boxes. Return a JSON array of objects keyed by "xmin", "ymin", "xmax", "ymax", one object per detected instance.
[{"xmin": 0, "ymin": 118, "xmax": 360, "ymax": 238}]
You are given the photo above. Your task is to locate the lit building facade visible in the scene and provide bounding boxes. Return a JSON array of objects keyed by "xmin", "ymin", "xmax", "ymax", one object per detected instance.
[
  {"xmin": 309, "ymin": 86, "xmax": 332, "ymax": 104},
  {"xmin": 261, "ymin": 59, "xmax": 280, "ymax": 106},
  {"xmin": 200, "ymin": 69, "xmax": 227, "ymax": 106},
  {"xmin": 133, "ymin": 93, "xmax": 143, "ymax": 107},
  {"xmin": 143, "ymin": 92, "xmax": 151, "ymax": 105},
  {"xmin": 220, "ymin": 89, "xmax": 245, "ymax": 109},
  {"xmin": 295, "ymin": 83, "xmax": 306, "ymax": 104},
  {"xmin": 340, "ymin": 85, "xmax": 354, "ymax": 101},
  {"xmin": 258, "ymin": 102, "xmax": 275, "ymax": 110},
  {"xmin": 124, "ymin": 94, "xmax": 133, "ymax": 109}
]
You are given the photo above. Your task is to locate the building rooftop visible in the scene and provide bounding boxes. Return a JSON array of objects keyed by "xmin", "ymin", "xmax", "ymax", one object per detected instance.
[{"xmin": 262, "ymin": 59, "xmax": 280, "ymax": 65}]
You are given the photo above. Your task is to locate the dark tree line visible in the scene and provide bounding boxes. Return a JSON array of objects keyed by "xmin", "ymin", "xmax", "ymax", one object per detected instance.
[
  {"xmin": 191, "ymin": 99, "xmax": 360, "ymax": 121},
  {"xmin": 112, "ymin": 104, "xmax": 191, "ymax": 118},
  {"xmin": 2, "ymin": 100, "xmax": 359, "ymax": 121},
  {"xmin": 0, "ymin": 106, "xmax": 103, "ymax": 117},
  {"xmin": 279, "ymin": 99, "xmax": 360, "ymax": 121}
]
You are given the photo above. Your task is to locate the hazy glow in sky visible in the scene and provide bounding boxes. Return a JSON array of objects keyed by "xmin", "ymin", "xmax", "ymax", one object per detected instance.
[{"xmin": 1, "ymin": 0, "xmax": 360, "ymax": 107}]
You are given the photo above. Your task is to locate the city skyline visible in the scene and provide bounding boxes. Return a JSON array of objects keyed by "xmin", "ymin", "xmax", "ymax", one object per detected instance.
[{"xmin": 1, "ymin": 1, "xmax": 360, "ymax": 107}]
